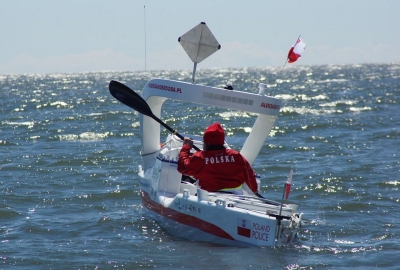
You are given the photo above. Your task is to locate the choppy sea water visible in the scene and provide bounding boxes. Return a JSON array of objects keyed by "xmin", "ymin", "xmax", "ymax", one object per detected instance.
[{"xmin": 1, "ymin": 63, "xmax": 399, "ymax": 269}]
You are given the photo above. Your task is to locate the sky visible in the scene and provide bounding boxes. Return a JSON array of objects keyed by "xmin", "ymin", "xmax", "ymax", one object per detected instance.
[{"xmin": 1, "ymin": 0, "xmax": 399, "ymax": 75}]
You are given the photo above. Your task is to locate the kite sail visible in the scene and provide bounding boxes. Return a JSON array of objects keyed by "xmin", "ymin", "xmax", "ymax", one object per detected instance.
[
  {"xmin": 178, "ymin": 22, "xmax": 220, "ymax": 64},
  {"xmin": 287, "ymin": 36, "xmax": 306, "ymax": 64},
  {"xmin": 178, "ymin": 22, "xmax": 221, "ymax": 83}
]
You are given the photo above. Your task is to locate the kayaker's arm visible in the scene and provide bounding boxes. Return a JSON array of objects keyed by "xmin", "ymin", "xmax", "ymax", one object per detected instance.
[{"xmin": 241, "ymin": 156, "xmax": 259, "ymax": 194}]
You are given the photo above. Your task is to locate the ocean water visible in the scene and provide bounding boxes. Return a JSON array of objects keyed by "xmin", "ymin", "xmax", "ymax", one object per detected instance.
[{"xmin": 1, "ymin": 63, "xmax": 399, "ymax": 269}]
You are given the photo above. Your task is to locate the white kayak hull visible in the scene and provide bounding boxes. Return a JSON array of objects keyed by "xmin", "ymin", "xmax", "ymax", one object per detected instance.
[{"xmin": 139, "ymin": 168, "xmax": 302, "ymax": 247}]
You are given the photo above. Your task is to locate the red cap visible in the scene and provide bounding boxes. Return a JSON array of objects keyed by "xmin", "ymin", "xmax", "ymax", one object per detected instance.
[{"xmin": 203, "ymin": 122, "xmax": 225, "ymax": 145}]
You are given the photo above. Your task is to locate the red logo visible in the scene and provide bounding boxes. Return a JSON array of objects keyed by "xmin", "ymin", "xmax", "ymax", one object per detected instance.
[{"xmin": 261, "ymin": 102, "xmax": 280, "ymax": 110}]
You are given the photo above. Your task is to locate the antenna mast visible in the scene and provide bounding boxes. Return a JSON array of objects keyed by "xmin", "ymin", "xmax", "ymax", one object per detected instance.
[{"xmin": 144, "ymin": 5, "xmax": 147, "ymax": 71}]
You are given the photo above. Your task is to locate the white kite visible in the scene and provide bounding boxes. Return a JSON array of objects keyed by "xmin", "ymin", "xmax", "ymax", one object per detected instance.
[{"xmin": 178, "ymin": 22, "xmax": 221, "ymax": 83}]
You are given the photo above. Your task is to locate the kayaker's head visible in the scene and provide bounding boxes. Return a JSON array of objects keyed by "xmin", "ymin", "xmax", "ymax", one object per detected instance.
[{"xmin": 203, "ymin": 122, "xmax": 225, "ymax": 149}]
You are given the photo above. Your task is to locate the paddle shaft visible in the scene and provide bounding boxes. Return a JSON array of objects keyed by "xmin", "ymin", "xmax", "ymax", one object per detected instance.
[
  {"xmin": 150, "ymin": 113, "xmax": 201, "ymax": 151},
  {"xmin": 108, "ymin": 80, "xmax": 200, "ymax": 151}
]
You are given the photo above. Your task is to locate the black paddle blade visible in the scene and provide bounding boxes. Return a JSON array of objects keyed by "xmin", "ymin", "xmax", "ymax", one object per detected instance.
[
  {"xmin": 108, "ymin": 80, "xmax": 201, "ymax": 152},
  {"xmin": 109, "ymin": 80, "xmax": 153, "ymax": 117}
]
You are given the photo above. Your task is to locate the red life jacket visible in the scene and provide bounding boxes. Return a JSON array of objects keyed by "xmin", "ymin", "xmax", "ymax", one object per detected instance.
[{"xmin": 177, "ymin": 144, "xmax": 258, "ymax": 193}]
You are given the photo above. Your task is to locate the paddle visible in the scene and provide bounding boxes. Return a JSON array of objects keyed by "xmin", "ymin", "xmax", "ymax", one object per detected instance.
[{"xmin": 108, "ymin": 80, "xmax": 200, "ymax": 151}]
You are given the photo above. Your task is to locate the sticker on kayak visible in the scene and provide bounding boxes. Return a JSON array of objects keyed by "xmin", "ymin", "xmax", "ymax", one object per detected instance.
[
  {"xmin": 237, "ymin": 218, "xmax": 273, "ymax": 242},
  {"xmin": 237, "ymin": 218, "xmax": 251, "ymax": 238}
]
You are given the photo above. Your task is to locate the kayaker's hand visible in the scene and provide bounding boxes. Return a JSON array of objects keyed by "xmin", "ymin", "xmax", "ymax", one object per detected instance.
[{"xmin": 183, "ymin": 137, "xmax": 193, "ymax": 149}]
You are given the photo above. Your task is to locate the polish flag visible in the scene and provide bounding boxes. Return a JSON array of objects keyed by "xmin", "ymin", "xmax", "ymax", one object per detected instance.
[
  {"xmin": 237, "ymin": 218, "xmax": 251, "ymax": 238},
  {"xmin": 285, "ymin": 169, "xmax": 293, "ymax": 200},
  {"xmin": 287, "ymin": 37, "xmax": 306, "ymax": 63}
]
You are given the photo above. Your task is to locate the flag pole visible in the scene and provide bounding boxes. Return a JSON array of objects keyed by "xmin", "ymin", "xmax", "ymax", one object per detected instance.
[
  {"xmin": 295, "ymin": 35, "xmax": 301, "ymax": 44},
  {"xmin": 278, "ymin": 183, "xmax": 286, "ymax": 217},
  {"xmin": 276, "ymin": 169, "xmax": 292, "ymax": 244},
  {"xmin": 275, "ymin": 182, "xmax": 286, "ymax": 246},
  {"xmin": 280, "ymin": 60, "xmax": 288, "ymax": 72},
  {"xmin": 278, "ymin": 169, "xmax": 293, "ymax": 218}
]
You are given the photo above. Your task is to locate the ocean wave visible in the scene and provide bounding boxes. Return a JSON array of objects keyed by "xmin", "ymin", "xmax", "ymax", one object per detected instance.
[
  {"xmin": 57, "ymin": 132, "xmax": 114, "ymax": 141},
  {"xmin": 2, "ymin": 121, "xmax": 35, "ymax": 128}
]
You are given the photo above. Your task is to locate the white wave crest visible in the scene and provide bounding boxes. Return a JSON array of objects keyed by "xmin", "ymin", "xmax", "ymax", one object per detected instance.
[{"xmin": 58, "ymin": 132, "xmax": 113, "ymax": 141}]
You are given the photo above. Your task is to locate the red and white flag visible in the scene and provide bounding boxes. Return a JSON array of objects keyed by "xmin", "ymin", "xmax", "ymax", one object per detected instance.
[
  {"xmin": 287, "ymin": 36, "xmax": 306, "ymax": 64},
  {"xmin": 285, "ymin": 169, "xmax": 293, "ymax": 200},
  {"xmin": 237, "ymin": 218, "xmax": 251, "ymax": 238}
]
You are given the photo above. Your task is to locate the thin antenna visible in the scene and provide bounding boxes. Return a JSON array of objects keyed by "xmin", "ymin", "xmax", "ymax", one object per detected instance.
[{"xmin": 144, "ymin": 5, "xmax": 147, "ymax": 71}]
